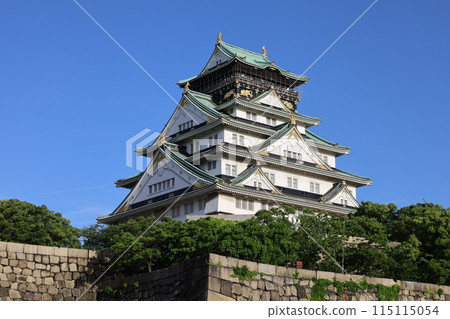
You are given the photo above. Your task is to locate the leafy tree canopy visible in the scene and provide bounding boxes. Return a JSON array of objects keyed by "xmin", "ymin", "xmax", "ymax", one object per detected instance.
[
  {"xmin": 0, "ymin": 199, "xmax": 80, "ymax": 248},
  {"xmin": 81, "ymin": 201, "xmax": 449, "ymax": 285}
]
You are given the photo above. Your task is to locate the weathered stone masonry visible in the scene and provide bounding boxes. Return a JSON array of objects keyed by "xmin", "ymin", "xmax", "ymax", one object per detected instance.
[
  {"xmin": 1, "ymin": 241, "xmax": 449, "ymax": 301},
  {"xmin": 0, "ymin": 241, "xmax": 108, "ymax": 301},
  {"xmin": 99, "ymin": 253, "xmax": 450, "ymax": 301}
]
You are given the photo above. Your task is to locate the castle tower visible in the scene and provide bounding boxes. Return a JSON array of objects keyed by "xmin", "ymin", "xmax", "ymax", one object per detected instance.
[{"xmin": 98, "ymin": 36, "xmax": 371, "ymax": 224}]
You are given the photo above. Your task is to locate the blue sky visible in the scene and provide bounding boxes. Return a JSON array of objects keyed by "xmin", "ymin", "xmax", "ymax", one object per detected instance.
[{"xmin": 1, "ymin": 1, "xmax": 449, "ymax": 228}]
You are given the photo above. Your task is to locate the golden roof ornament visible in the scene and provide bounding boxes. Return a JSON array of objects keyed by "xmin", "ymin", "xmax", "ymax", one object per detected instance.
[
  {"xmin": 290, "ymin": 114, "xmax": 296, "ymax": 125},
  {"xmin": 261, "ymin": 46, "xmax": 267, "ymax": 57},
  {"xmin": 216, "ymin": 32, "xmax": 223, "ymax": 44},
  {"xmin": 183, "ymin": 81, "xmax": 190, "ymax": 93}
]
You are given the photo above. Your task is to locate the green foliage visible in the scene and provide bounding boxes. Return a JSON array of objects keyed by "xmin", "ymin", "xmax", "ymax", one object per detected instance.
[
  {"xmin": 230, "ymin": 265, "xmax": 260, "ymax": 280},
  {"xmin": 437, "ymin": 288, "xmax": 443, "ymax": 296},
  {"xmin": 0, "ymin": 199, "xmax": 80, "ymax": 248},
  {"xmin": 81, "ymin": 202, "xmax": 449, "ymax": 285},
  {"xmin": 376, "ymin": 284, "xmax": 400, "ymax": 301},
  {"xmin": 310, "ymin": 278, "xmax": 332, "ymax": 301}
]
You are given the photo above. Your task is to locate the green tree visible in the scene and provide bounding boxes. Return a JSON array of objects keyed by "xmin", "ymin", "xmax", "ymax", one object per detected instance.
[{"xmin": 0, "ymin": 199, "xmax": 80, "ymax": 248}]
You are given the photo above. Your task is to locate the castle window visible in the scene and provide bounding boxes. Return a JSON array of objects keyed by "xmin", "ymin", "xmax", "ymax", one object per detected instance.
[
  {"xmin": 232, "ymin": 133, "xmax": 237, "ymax": 144},
  {"xmin": 261, "ymin": 202, "xmax": 267, "ymax": 210},
  {"xmin": 235, "ymin": 198, "xmax": 241, "ymax": 209},
  {"xmin": 184, "ymin": 203, "xmax": 189, "ymax": 215},
  {"xmin": 231, "ymin": 165, "xmax": 237, "ymax": 177},
  {"xmin": 310, "ymin": 182, "xmax": 314, "ymax": 192},
  {"xmin": 225, "ymin": 164, "xmax": 231, "ymax": 175},
  {"xmin": 207, "ymin": 161, "xmax": 216, "ymax": 171},
  {"xmin": 288, "ymin": 177, "xmax": 292, "ymax": 188},
  {"xmin": 315, "ymin": 183, "xmax": 320, "ymax": 193},
  {"xmin": 239, "ymin": 135, "xmax": 244, "ymax": 146},
  {"xmin": 248, "ymin": 200, "xmax": 254, "ymax": 211},
  {"xmin": 323, "ymin": 155, "xmax": 328, "ymax": 164},
  {"xmin": 293, "ymin": 178, "xmax": 298, "ymax": 189}
]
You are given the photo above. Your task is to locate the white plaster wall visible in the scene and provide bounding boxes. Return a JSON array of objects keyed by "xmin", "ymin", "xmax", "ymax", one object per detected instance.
[
  {"xmin": 165, "ymin": 103, "xmax": 208, "ymax": 137},
  {"xmin": 132, "ymin": 161, "xmax": 194, "ymax": 204},
  {"xmin": 223, "ymin": 128, "xmax": 264, "ymax": 148}
]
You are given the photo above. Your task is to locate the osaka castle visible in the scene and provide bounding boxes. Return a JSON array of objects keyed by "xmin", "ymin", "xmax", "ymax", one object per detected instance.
[{"xmin": 98, "ymin": 34, "xmax": 371, "ymax": 224}]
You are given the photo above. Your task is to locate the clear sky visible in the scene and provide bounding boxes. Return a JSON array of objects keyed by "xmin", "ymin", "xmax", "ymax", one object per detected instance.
[{"xmin": 1, "ymin": 1, "xmax": 449, "ymax": 228}]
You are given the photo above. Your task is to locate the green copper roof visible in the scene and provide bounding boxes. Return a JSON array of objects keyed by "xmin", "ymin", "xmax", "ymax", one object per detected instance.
[
  {"xmin": 184, "ymin": 90, "xmax": 222, "ymax": 119},
  {"xmin": 305, "ymin": 129, "xmax": 350, "ymax": 151},
  {"xmin": 178, "ymin": 41, "xmax": 308, "ymax": 85},
  {"xmin": 160, "ymin": 143, "xmax": 220, "ymax": 184},
  {"xmin": 320, "ymin": 182, "xmax": 346, "ymax": 203},
  {"xmin": 252, "ymin": 122, "xmax": 292, "ymax": 150},
  {"xmin": 230, "ymin": 164, "xmax": 259, "ymax": 186}
]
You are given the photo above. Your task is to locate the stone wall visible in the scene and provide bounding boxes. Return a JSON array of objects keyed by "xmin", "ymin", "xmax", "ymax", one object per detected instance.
[
  {"xmin": 97, "ymin": 253, "xmax": 449, "ymax": 301},
  {"xmin": 206, "ymin": 254, "xmax": 450, "ymax": 301},
  {"xmin": 0, "ymin": 241, "xmax": 108, "ymax": 301},
  {"xmin": 98, "ymin": 254, "xmax": 208, "ymax": 301}
]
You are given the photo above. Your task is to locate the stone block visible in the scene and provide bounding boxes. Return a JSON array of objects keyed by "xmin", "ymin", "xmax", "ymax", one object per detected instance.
[
  {"xmin": 54, "ymin": 273, "xmax": 64, "ymax": 281},
  {"xmin": 37, "ymin": 245, "xmax": 55, "ymax": 256},
  {"xmin": 26, "ymin": 275, "xmax": 35, "ymax": 283},
  {"xmin": 56, "ymin": 281, "xmax": 65, "ymax": 289},
  {"xmin": 23, "ymin": 244, "xmax": 38, "ymax": 254},
  {"xmin": 26, "ymin": 254, "xmax": 34, "ymax": 262},
  {"xmin": 41, "ymin": 270, "xmax": 51, "ymax": 278},
  {"xmin": 261, "ymin": 291, "xmax": 270, "ymax": 301},
  {"xmin": 78, "ymin": 258, "xmax": 88, "ymax": 267},
  {"xmin": 68, "ymin": 248, "xmax": 88, "ymax": 258},
  {"xmin": 219, "ymin": 267, "xmax": 238, "ymax": 283},
  {"xmin": 284, "ymin": 285, "xmax": 291, "ymax": 296},
  {"xmin": 69, "ymin": 257, "xmax": 78, "ymax": 263},
  {"xmin": 232, "ymin": 283, "xmax": 242, "ymax": 295},
  {"xmin": 241, "ymin": 286, "xmax": 251, "ymax": 299},
  {"xmin": 35, "ymin": 263, "xmax": 46, "ymax": 270},
  {"xmin": 9, "ymin": 289, "xmax": 21, "ymax": 299},
  {"xmin": 0, "ymin": 251, "xmax": 6, "ymax": 258},
  {"xmin": 250, "ymin": 290, "xmax": 260, "ymax": 301},
  {"xmin": 271, "ymin": 291, "xmax": 280, "ymax": 301},
  {"xmin": 258, "ymin": 263, "xmax": 276, "ymax": 275},
  {"xmin": 297, "ymin": 269, "xmax": 316, "ymax": 279},
  {"xmin": 0, "ymin": 281, "xmax": 10, "ymax": 288},
  {"xmin": 257, "ymin": 280, "xmax": 264, "ymax": 290},
  {"xmin": 17, "ymin": 260, "xmax": 27, "ymax": 269},
  {"xmin": 207, "ymin": 290, "xmax": 235, "ymax": 301},
  {"xmin": 60, "ymin": 256, "xmax": 68, "ymax": 263},
  {"xmin": 78, "ymin": 265, "xmax": 85, "ymax": 272},
  {"xmin": 7, "ymin": 252, "xmax": 16, "ymax": 259},
  {"xmin": 208, "ymin": 276, "xmax": 221, "ymax": 293},
  {"xmin": 27, "ymin": 261, "xmax": 35, "ymax": 270},
  {"xmin": 250, "ymin": 280, "xmax": 258, "ymax": 290},
  {"xmin": 72, "ymin": 272, "xmax": 80, "ymax": 280},
  {"xmin": 238, "ymin": 259, "xmax": 258, "ymax": 272},
  {"xmin": 69, "ymin": 263, "xmax": 78, "ymax": 272},
  {"xmin": 42, "ymin": 293, "xmax": 52, "ymax": 301},
  {"xmin": 9, "ymin": 259, "xmax": 18, "ymax": 267},
  {"xmin": 72, "ymin": 288, "xmax": 81, "ymax": 297},
  {"xmin": 44, "ymin": 277, "xmax": 54, "ymax": 285},
  {"xmin": 65, "ymin": 280, "xmax": 75, "ymax": 289},
  {"xmin": 18, "ymin": 283, "xmax": 27, "ymax": 292},
  {"xmin": 16, "ymin": 253, "xmax": 25, "ymax": 260},
  {"xmin": 291, "ymin": 285, "xmax": 297, "ymax": 296},
  {"xmin": 0, "ymin": 273, "xmax": 6, "ymax": 281},
  {"xmin": 226, "ymin": 257, "xmax": 240, "ymax": 268},
  {"xmin": 60, "ymin": 263, "xmax": 68, "ymax": 271},
  {"xmin": 3, "ymin": 266, "xmax": 12, "ymax": 274},
  {"xmin": 41, "ymin": 256, "xmax": 50, "ymax": 264},
  {"xmin": 0, "ymin": 241, "xmax": 6, "ymax": 251},
  {"xmin": 275, "ymin": 266, "xmax": 291, "ymax": 277},
  {"xmin": 64, "ymin": 272, "xmax": 72, "ymax": 280},
  {"xmin": 278, "ymin": 286, "xmax": 285, "ymax": 296},
  {"xmin": 220, "ymin": 281, "xmax": 232, "ymax": 297},
  {"xmin": 47, "ymin": 286, "xmax": 58, "ymax": 295},
  {"xmin": 49, "ymin": 256, "xmax": 59, "ymax": 264},
  {"xmin": 7, "ymin": 242, "xmax": 24, "ymax": 253},
  {"xmin": 38, "ymin": 285, "xmax": 47, "ymax": 293},
  {"xmin": 33, "ymin": 293, "xmax": 43, "ymax": 301},
  {"xmin": 62, "ymin": 288, "xmax": 72, "ymax": 298},
  {"xmin": 34, "ymin": 255, "xmax": 42, "ymax": 263},
  {"xmin": 50, "ymin": 265, "xmax": 60, "ymax": 273},
  {"xmin": 6, "ymin": 273, "xmax": 15, "ymax": 282},
  {"xmin": 265, "ymin": 281, "xmax": 275, "ymax": 291},
  {"xmin": 54, "ymin": 247, "xmax": 68, "ymax": 257},
  {"xmin": 273, "ymin": 276, "xmax": 284, "ymax": 286},
  {"xmin": 22, "ymin": 269, "xmax": 32, "ymax": 276},
  {"xmin": 27, "ymin": 283, "xmax": 38, "ymax": 292},
  {"xmin": 13, "ymin": 267, "xmax": 22, "ymax": 275},
  {"xmin": 0, "ymin": 258, "xmax": 8, "ymax": 265},
  {"xmin": 36, "ymin": 277, "xmax": 43, "ymax": 285}
]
